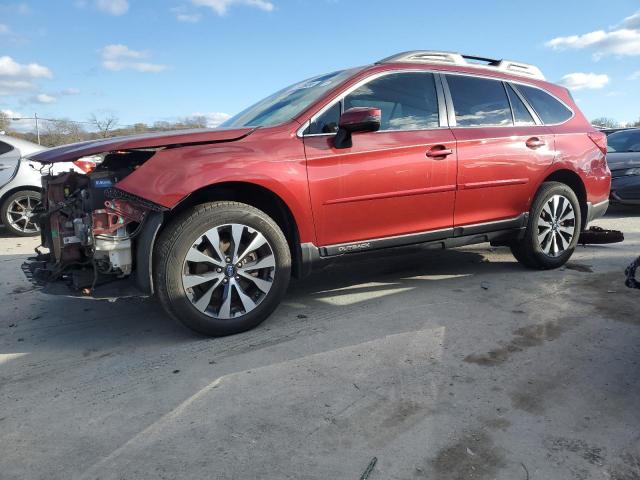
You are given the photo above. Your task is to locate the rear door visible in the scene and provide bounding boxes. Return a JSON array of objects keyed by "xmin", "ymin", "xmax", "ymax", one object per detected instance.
[
  {"xmin": 0, "ymin": 140, "xmax": 21, "ymax": 188},
  {"xmin": 303, "ymin": 71, "xmax": 457, "ymax": 248},
  {"xmin": 443, "ymin": 74, "xmax": 555, "ymax": 228}
]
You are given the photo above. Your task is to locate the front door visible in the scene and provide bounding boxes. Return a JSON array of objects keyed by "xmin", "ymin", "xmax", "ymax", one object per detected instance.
[{"xmin": 303, "ymin": 71, "xmax": 457, "ymax": 248}]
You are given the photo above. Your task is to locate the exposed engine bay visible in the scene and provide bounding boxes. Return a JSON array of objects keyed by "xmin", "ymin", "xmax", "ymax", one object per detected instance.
[{"xmin": 27, "ymin": 150, "xmax": 156, "ymax": 292}]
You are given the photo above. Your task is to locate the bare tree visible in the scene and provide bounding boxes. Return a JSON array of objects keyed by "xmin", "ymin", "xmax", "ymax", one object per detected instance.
[
  {"xmin": 591, "ymin": 117, "xmax": 620, "ymax": 129},
  {"xmin": 182, "ymin": 115, "xmax": 208, "ymax": 128},
  {"xmin": 89, "ymin": 112, "xmax": 119, "ymax": 138},
  {"xmin": 42, "ymin": 119, "xmax": 87, "ymax": 147},
  {"xmin": 0, "ymin": 111, "xmax": 10, "ymax": 133},
  {"xmin": 631, "ymin": 118, "xmax": 640, "ymax": 128}
]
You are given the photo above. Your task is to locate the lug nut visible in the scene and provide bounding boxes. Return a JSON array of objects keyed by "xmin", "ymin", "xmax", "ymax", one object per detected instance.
[
  {"xmin": 216, "ymin": 267, "xmax": 222, "ymax": 273},
  {"xmin": 222, "ymin": 278, "xmax": 228, "ymax": 284},
  {"xmin": 225, "ymin": 257, "xmax": 231, "ymax": 263},
  {"xmin": 236, "ymin": 262, "xmax": 242, "ymax": 268},
  {"xmin": 235, "ymin": 275, "xmax": 240, "ymax": 280}
]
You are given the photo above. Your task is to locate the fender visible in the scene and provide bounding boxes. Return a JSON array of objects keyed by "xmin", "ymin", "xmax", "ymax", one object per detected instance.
[{"xmin": 115, "ymin": 127, "xmax": 317, "ymax": 244}]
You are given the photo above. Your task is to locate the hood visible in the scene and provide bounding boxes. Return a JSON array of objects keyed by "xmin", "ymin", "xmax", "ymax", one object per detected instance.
[
  {"xmin": 29, "ymin": 127, "xmax": 256, "ymax": 164},
  {"xmin": 607, "ymin": 151, "xmax": 640, "ymax": 171}
]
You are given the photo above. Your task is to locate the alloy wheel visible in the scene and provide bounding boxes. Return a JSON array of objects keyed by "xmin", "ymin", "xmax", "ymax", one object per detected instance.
[
  {"xmin": 182, "ymin": 223, "xmax": 276, "ymax": 319},
  {"xmin": 6, "ymin": 193, "xmax": 40, "ymax": 234},
  {"xmin": 536, "ymin": 194, "xmax": 576, "ymax": 257}
]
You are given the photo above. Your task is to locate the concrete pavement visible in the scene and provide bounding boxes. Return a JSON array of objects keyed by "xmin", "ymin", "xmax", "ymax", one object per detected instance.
[{"xmin": 1, "ymin": 207, "xmax": 639, "ymax": 479}]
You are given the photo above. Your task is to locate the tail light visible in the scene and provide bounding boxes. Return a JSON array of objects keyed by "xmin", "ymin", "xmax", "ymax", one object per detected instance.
[
  {"xmin": 73, "ymin": 159, "xmax": 97, "ymax": 174},
  {"xmin": 587, "ymin": 131, "xmax": 608, "ymax": 155}
]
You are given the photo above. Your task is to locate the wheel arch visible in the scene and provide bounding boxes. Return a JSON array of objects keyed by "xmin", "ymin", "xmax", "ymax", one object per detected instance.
[
  {"xmin": 540, "ymin": 169, "xmax": 588, "ymax": 228},
  {"xmin": 160, "ymin": 181, "xmax": 307, "ymax": 279}
]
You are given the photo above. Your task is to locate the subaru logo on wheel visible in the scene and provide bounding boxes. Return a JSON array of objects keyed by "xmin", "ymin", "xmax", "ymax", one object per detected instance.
[{"xmin": 225, "ymin": 264, "xmax": 236, "ymax": 277}]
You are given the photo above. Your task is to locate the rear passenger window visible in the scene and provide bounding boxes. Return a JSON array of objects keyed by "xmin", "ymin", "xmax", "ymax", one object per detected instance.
[
  {"xmin": 515, "ymin": 84, "xmax": 572, "ymax": 124},
  {"xmin": 343, "ymin": 72, "xmax": 440, "ymax": 131},
  {"xmin": 446, "ymin": 75, "xmax": 512, "ymax": 127},
  {"xmin": 506, "ymin": 83, "xmax": 536, "ymax": 126}
]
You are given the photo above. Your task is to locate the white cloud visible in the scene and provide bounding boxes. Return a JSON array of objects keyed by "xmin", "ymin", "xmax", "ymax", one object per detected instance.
[
  {"xmin": 177, "ymin": 12, "xmax": 202, "ymax": 22},
  {"xmin": 191, "ymin": 112, "xmax": 231, "ymax": 127},
  {"xmin": 620, "ymin": 10, "xmax": 640, "ymax": 29},
  {"xmin": 171, "ymin": 5, "xmax": 202, "ymax": 22},
  {"xmin": 558, "ymin": 72, "xmax": 610, "ymax": 90},
  {"xmin": 0, "ymin": 56, "xmax": 53, "ymax": 79},
  {"xmin": 1, "ymin": 109, "xmax": 35, "ymax": 132},
  {"xmin": 192, "ymin": 0, "xmax": 274, "ymax": 16},
  {"xmin": 0, "ymin": 56, "xmax": 53, "ymax": 96},
  {"xmin": 0, "ymin": 79, "xmax": 34, "ymax": 96},
  {"xmin": 61, "ymin": 87, "xmax": 81, "ymax": 95},
  {"xmin": 100, "ymin": 44, "xmax": 167, "ymax": 73},
  {"xmin": 96, "ymin": 0, "xmax": 129, "ymax": 15},
  {"xmin": 32, "ymin": 93, "xmax": 57, "ymax": 104},
  {"xmin": 546, "ymin": 11, "xmax": 640, "ymax": 59},
  {"xmin": 0, "ymin": 24, "xmax": 9, "ymax": 34}
]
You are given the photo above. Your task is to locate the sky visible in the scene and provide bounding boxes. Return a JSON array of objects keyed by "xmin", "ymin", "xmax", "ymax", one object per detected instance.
[{"xmin": 1, "ymin": 0, "xmax": 639, "ymax": 131}]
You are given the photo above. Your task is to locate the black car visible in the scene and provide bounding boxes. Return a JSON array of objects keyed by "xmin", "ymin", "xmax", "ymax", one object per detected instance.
[{"xmin": 608, "ymin": 128, "xmax": 640, "ymax": 205}]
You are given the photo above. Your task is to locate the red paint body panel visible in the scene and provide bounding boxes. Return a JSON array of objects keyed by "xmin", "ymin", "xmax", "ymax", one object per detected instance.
[
  {"xmin": 304, "ymin": 129, "xmax": 456, "ymax": 245},
  {"xmin": 452, "ymin": 126, "xmax": 556, "ymax": 226},
  {"xmin": 114, "ymin": 125, "xmax": 318, "ymax": 244},
  {"xmin": 31, "ymin": 60, "xmax": 611, "ymax": 251}
]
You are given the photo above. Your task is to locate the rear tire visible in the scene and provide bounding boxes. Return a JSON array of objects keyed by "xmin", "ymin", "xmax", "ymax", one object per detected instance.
[
  {"xmin": 154, "ymin": 201, "xmax": 291, "ymax": 336},
  {"xmin": 510, "ymin": 182, "xmax": 582, "ymax": 269},
  {"xmin": 1, "ymin": 190, "xmax": 42, "ymax": 237}
]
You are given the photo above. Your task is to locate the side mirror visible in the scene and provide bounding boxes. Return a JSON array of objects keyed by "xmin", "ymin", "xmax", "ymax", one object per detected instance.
[{"xmin": 334, "ymin": 107, "xmax": 381, "ymax": 149}]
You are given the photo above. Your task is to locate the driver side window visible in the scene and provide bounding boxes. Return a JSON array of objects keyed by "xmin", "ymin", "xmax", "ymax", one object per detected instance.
[
  {"xmin": 344, "ymin": 72, "xmax": 439, "ymax": 131},
  {"xmin": 306, "ymin": 72, "xmax": 440, "ymax": 134}
]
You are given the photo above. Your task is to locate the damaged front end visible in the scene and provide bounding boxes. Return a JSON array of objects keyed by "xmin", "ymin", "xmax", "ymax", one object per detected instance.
[{"xmin": 24, "ymin": 150, "xmax": 164, "ymax": 297}]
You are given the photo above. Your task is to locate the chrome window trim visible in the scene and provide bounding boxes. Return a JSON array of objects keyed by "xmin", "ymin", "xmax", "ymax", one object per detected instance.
[
  {"xmin": 296, "ymin": 69, "xmax": 448, "ymax": 138},
  {"xmin": 503, "ymin": 81, "xmax": 517, "ymax": 125},
  {"xmin": 510, "ymin": 82, "xmax": 575, "ymax": 127},
  {"xmin": 297, "ymin": 68, "xmax": 576, "ymax": 137},
  {"xmin": 441, "ymin": 73, "xmax": 515, "ymax": 129},
  {"xmin": 504, "ymin": 81, "xmax": 542, "ymax": 125},
  {"xmin": 440, "ymin": 71, "xmax": 574, "ymax": 128}
]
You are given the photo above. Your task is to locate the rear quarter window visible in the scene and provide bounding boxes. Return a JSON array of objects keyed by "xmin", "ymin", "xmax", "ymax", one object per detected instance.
[{"xmin": 515, "ymin": 84, "xmax": 573, "ymax": 125}]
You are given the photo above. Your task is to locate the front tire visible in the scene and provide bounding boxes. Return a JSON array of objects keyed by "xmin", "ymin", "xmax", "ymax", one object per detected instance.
[
  {"xmin": 510, "ymin": 182, "xmax": 582, "ymax": 269},
  {"xmin": 1, "ymin": 190, "xmax": 42, "ymax": 237},
  {"xmin": 154, "ymin": 201, "xmax": 291, "ymax": 336}
]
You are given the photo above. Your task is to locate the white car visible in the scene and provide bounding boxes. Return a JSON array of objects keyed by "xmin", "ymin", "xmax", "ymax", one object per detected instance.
[{"xmin": 0, "ymin": 134, "xmax": 96, "ymax": 236}]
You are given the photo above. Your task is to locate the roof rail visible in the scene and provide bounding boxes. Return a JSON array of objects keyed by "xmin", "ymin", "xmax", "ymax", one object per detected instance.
[{"xmin": 376, "ymin": 50, "xmax": 545, "ymax": 81}]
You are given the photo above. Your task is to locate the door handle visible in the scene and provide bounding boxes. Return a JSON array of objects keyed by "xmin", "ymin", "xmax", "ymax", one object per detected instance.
[
  {"xmin": 426, "ymin": 147, "xmax": 453, "ymax": 158},
  {"xmin": 526, "ymin": 137, "xmax": 545, "ymax": 149}
]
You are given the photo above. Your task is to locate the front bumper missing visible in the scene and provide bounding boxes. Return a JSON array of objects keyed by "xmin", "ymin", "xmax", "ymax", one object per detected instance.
[{"xmin": 22, "ymin": 251, "xmax": 148, "ymax": 300}]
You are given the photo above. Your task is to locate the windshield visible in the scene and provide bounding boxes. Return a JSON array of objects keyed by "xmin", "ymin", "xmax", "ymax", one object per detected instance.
[
  {"xmin": 607, "ymin": 129, "xmax": 640, "ymax": 153},
  {"xmin": 220, "ymin": 68, "xmax": 362, "ymax": 128}
]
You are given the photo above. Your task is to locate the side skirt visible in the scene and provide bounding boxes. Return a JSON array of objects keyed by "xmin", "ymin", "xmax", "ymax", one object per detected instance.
[{"xmin": 298, "ymin": 214, "xmax": 528, "ymax": 276}]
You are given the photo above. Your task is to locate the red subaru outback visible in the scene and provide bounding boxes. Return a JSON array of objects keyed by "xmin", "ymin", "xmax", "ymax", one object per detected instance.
[{"xmin": 25, "ymin": 51, "xmax": 611, "ymax": 336}]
